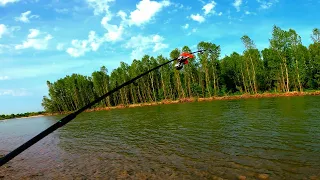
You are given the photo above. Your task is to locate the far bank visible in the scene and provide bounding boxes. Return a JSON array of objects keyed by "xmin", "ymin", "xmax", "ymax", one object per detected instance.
[
  {"xmin": 44, "ymin": 90, "xmax": 320, "ymax": 116},
  {"xmin": 2, "ymin": 90, "xmax": 320, "ymax": 121}
]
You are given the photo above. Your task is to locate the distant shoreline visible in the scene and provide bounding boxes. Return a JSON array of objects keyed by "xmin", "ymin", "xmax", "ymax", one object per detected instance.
[
  {"xmin": 43, "ymin": 90, "xmax": 320, "ymax": 116},
  {"xmin": 16, "ymin": 115, "xmax": 45, "ymax": 119},
  {"xmin": 2, "ymin": 91, "xmax": 320, "ymax": 120}
]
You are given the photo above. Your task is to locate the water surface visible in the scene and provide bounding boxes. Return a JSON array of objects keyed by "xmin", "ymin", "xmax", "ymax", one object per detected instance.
[{"xmin": 1, "ymin": 96, "xmax": 320, "ymax": 179}]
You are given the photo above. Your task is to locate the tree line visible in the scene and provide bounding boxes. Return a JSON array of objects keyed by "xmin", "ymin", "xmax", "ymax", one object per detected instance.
[
  {"xmin": 0, "ymin": 111, "xmax": 45, "ymax": 120},
  {"xmin": 41, "ymin": 25, "xmax": 320, "ymax": 113}
]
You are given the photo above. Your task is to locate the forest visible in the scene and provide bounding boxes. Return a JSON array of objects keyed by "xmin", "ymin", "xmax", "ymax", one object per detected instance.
[{"xmin": 41, "ymin": 25, "xmax": 320, "ymax": 113}]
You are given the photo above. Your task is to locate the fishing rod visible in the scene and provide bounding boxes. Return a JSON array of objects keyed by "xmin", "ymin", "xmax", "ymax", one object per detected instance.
[{"xmin": 0, "ymin": 49, "xmax": 212, "ymax": 167}]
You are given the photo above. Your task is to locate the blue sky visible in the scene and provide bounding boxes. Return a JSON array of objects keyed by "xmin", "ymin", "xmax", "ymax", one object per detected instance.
[{"xmin": 0, "ymin": 0, "xmax": 319, "ymax": 114}]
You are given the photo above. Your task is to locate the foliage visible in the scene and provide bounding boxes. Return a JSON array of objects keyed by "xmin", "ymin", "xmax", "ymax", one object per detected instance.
[
  {"xmin": 0, "ymin": 111, "xmax": 45, "ymax": 120},
  {"xmin": 42, "ymin": 26, "xmax": 320, "ymax": 113}
]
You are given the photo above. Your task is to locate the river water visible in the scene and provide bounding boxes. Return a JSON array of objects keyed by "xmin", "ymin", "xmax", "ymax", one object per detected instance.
[{"xmin": 1, "ymin": 96, "xmax": 320, "ymax": 179}]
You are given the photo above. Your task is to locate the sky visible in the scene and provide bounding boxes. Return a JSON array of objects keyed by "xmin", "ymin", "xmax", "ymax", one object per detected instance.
[{"xmin": 0, "ymin": 0, "xmax": 319, "ymax": 114}]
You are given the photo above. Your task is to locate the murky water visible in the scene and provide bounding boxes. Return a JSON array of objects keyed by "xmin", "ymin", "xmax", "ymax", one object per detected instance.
[{"xmin": 1, "ymin": 96, "xmax": 320, "ymax": 179}]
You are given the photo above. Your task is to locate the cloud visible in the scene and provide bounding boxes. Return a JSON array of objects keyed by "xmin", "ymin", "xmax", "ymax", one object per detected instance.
[
  {"xmin": 0, "ymin": 0, "xmax": 19, "ymax": 6},
  {"xmin": 66, "ymin": 0, "xmax": 171, "ymax": 58},
  {"xmin": 182, "ymin": 23, "xmax": 189, "ymax": 29},
  {"xmin": 128, "ymin": 0, "xmax": 170, "ymax": 26},
  {"xmin": 125, "ymin": 34, "xmax": 168, "ymax": 60},
  {"xmin": 66, "ymin": 31, "xmax": 105, "ymax": 57},
  {"xmin": 257, "ymin": 0, "xmax": 278, "ymax": 9},
  {"xmin": 188, "ymin": 1, "xmax": 221, "ymax": 23},
  {"xmin": 56, "ymin": 43, "xmax": 64, "ymax": 51},
  {"xmin": 86, "ymin": 0, "xmax": 115, "ymax": 15},
  {"xmin": 67, "ymin": 12, "xmax": 124, "ymax": 58},
  {"xmin": 101, "ymin": 0, "xmax": 170, "ymax": 40},
  {"xmin": 0, "ymin": 24, "xmax": 7, "ymax": 38},
  {"xmin": 117, "ymin": 10, "xmax": 127, "ymax": 20},
  {"xmin": 0, "ymin": 24, "xmax": 20, "ymax": 39},
  {"xmin": 172, "ymin": 2, "xmax": 184, "ymax": 9},
  {"xmin": 14, "ymin": 11, "xmax": 39, "ymax": 23},
  {"xmin": 0, "ymin": 76, "xmax": 9, "ymax": 80},
  {"xmin": 0, "ymin": 89, "xmax": 30, "ymax": 96},
  {"xmin": 55, "ymin": 8, "xmax": 69, "ymax": 14},
  {"xmin": 0, "ymin": 59, "xmax": 98, "ymax": 80},
  {"xmin": 15, "ymin": 29, "xmax": 53, "ymax": 50},
  {"xmin": 27, "ymin": 29, "xmax": 39, "ymax": 38},
  {"xmin": 203, "ymin": 1, "xmax": 217, "ymax": 15},
  {"xmin": 101, "ymin": 13, "xmax": 124, "ymax": 42},
  {"xmin": 187, "ymin": 28, "xmax": 197, "ymax": 36},
  {"xmin": 245, "ymin": 11, "xmax": 256, "ymax": 15},
  {"xmin": 233, "ymin": 0, "xmax": 242, "ymax": 12},
  {"xmin": 190, "ymin": 14, "xmax": 205, "ymax": 23}
]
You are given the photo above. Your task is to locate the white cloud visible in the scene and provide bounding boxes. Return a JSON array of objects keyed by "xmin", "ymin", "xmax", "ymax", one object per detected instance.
[
  {"xmin": 0, "ymin": 24, "xmax": 7, "ymax": 38},
  {"xmin": 128, "ymin": 0, "xmax": 171, "ymax": 26},
  {"xmin": 86, "ymin": 0, "xmax": 115, "ymax": 15},
  {"xmin": 203, "ymin": 1, "xmax": 217, "ymax": 15},
  {"xmin": 15, "ymin": 29, "xmax": 53, "ymax": 50},
  {"xmin": 66, "ymin": 31, "xmax": 105, "ymax": 57},
  {"xmin": 257, "ymin": 0, "xmax": 278, "ymax": 9},
  {"xmin": 101, "ymin": 14, "xmax": 124, "ymax": 42},
  {"xmin": 190, "ymin": 14, "xmax": 205, "ymax": 23},
  {"xmin": 183, "ymin": 23, "xmax": 189, "ymax": 29},
  {"xmin": 0, "ymin": 24, "xmax": 20, "ymax": 38},
  {"xmin": 0, "ymin": 0, "xmax": 19, "ymax": 6},
  {"xmin": 117, "ymin": 10, "xmax": 127, "ymax": 20},
  {"xmin": 55, "ymin": 8, "xmax": 69, "ymax": 14},
  {"xmin": 172, "ymin": 2, "xmax": 184, "ymax": 9},
  {"xmin": 233, "ymin": 0, "xmax": 242, "ymax": 12},
  {"xmin": 245, "ymin": 11, "xmax": 256, "ymax": 15},
  {"xmin": 27, "ymin": 29, "xmax": 39, "ymax": 38},
  {"xmin": 70, "ymin": 0, "xmax": 171, "ymax": 57},
  {"xmin": 56, "ymin": 43, "xmax": 64, "ymax": 51},
  {"xmin": 0, "ymin": 59, "xmax": 99, "ymax": 80},
  {"xmin": 187, "ymin": 28, "xmax": 197, "ymax": 36},
  {"xmin": 188, "ymin": 0, "xmax": 220, "ymax": 22},
  {"xmin": 15, "ymin": 11, "xmax": 39, "ymax": 23},
  {"xmin": 125, "ymin": 34, "xmax": 168, "ymax": 60},
  {"xmin": 0, "ymin": 76, "xmax": 9, "ymax": 80},
  {"xmin": 0, "ymin": 89, "xmax": 29, "ymax": 96},
  {"xmin": 9, "ymin": 26, "xmax": 20, "ymax": 32}
]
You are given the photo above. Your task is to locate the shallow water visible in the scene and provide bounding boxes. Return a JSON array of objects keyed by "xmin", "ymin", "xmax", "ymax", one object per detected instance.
[{"xmin": 1, "ymin": 96, "xmax": 320, "ymax": 179}]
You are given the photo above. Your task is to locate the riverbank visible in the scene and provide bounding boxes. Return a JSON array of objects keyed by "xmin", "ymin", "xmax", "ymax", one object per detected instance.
[
  {"xmin": 2, "ymin": 91, "xmax": 320, "ymax": 120},
  {"xmin": 45, "ymin": 90, "xmax": 320, "ymax": 116},
  {"xmin": 0, "ymin": 112, "xmax": 45, "ymax": 121},
  {"xmin": 16, "ymin": 114, "xmax": 45, "ymax": 119}
]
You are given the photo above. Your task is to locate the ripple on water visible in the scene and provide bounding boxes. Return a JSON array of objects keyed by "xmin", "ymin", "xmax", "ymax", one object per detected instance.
[{"xmin": 1, "ymin": 96, "xmax": 320, "ymax": 179}]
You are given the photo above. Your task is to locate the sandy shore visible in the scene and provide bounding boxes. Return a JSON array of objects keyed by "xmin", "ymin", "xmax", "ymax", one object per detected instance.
[{"xmin": 16, "ymin": 115, "xmax": 45, "ymax": 119}]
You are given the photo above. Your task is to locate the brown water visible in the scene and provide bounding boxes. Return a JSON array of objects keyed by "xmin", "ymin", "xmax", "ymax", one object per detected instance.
[{"xmin": 1, "ymin": 96, "xmax": 320, "ymax": 179}]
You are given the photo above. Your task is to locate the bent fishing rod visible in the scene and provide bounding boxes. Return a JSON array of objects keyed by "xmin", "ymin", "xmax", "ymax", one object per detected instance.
[{"xmin": 0, "ymin": 49, "xmax": 212, "ymax": 167}]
